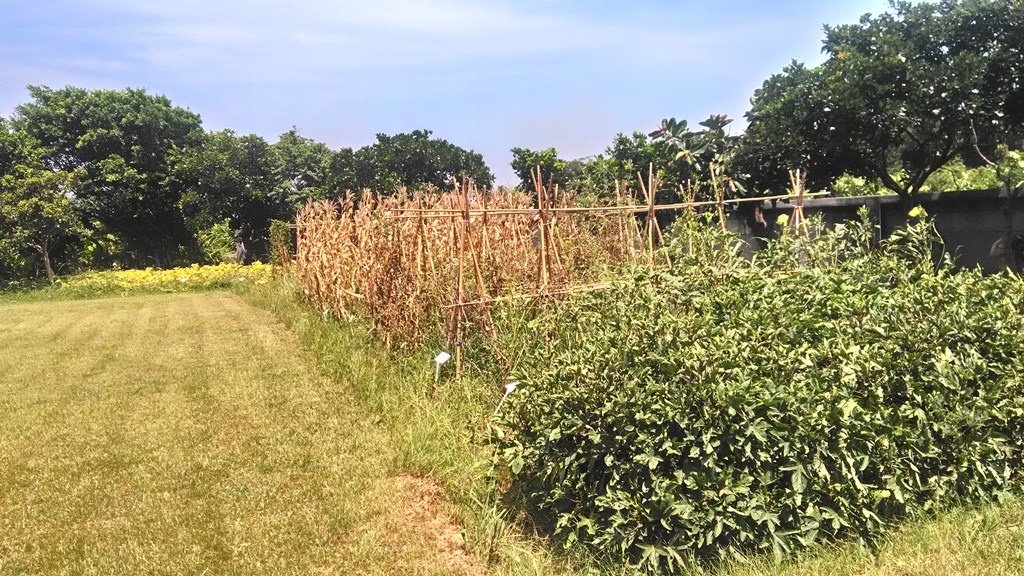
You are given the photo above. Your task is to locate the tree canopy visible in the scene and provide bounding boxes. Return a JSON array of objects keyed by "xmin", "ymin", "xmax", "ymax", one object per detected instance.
[
  {"xmin": 274, "ymin": 128, "xmax": 336, "ymax": 205},
  {"xmin": 169, "ymin": 130, "xmax": 290, "ymax": 258},
  {"xmin": 509, "ymin": 147, "xmax": 568, "ymax": 190},
  {"xmin": 736, "ymin": 0, "xmax": 1024, "ymax": 198},
  {"xmin": 0, "ymin": 87, "xmax": 498, "ymax": 283},
  {"xmin": 0, "ymin": 164, "xmax": 83, "ymax": 282},
  {"xmin": 0, "ymin": 122, "xmax": 84, "ymax": 282},
  {"xmin": 12, "ymin": 86, "xmax": 204, "ymax": 265},
  {"xmin": 510, "ymin": 134, "xmax": 688, "ymax": 195},
  {"xmin": 350, "ymin": 130, "xmax": 493, "ymax": 192}
]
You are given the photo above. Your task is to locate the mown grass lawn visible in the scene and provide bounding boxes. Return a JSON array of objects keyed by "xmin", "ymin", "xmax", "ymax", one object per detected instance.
[{"xmin": 0, "ymin": 292, "xmax": 485, "ymax": 575}]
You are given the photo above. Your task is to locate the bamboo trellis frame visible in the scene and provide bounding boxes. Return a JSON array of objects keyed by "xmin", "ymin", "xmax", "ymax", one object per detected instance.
[{"xmin": 294, "ymin": 171, "xmax": 824, "ymax": 378}]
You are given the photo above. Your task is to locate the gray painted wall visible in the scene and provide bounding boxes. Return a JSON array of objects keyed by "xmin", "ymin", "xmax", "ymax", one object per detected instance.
[{"xmin": 729, "ymin": 189, "xmax": 1024, "ymax": 274}]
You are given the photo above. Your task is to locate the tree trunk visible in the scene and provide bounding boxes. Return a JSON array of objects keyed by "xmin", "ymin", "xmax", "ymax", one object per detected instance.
[{"xmin": 37, "ymin": 240, "xmax": 55, "ymax": 284}]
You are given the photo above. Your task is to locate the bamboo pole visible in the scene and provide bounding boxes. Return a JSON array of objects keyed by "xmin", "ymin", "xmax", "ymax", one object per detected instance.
[
  {"xmin": 424, "ymin": 197, "xmax": 439, "ymax": 283},
  {"xmin": 550, "ymin": 183, "xmax": 565, "ymax": 273},
  {"xmin": 533, "ymin": 166, "xmax": 551, "ymax": 292},
  {"xmin": 615, "ymin": 180, "xmax": 627, "ymax": 258},
  {"xmin": 466, "ymin": 184, "xmax": 488, "ymax": 300},
  {"xmin": 681, "ymin": 182, "xmax": 696, "ymax": 255},
  {"xmin": 453, "ymin": 185, "xmax": 467, "ymax": 380},
  {"xmin": 789, "ymin": 169, "xmax": 810, "ymax": 236},
  {"xmin": 415, "ymin": 197, "xmax": 426, "ymax": 282},
  {"xmin": 481, "ymin": 185, "xmax": 491, "ymax": 259},
  {"xmin": 639, "ymin": 168, "xmax": 656, "ymax": 264}
]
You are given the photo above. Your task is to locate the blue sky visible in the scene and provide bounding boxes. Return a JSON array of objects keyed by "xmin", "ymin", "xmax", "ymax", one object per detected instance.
[{"xmin": 1, "ymin": 0, "xmax": 892, "ymax": 184}]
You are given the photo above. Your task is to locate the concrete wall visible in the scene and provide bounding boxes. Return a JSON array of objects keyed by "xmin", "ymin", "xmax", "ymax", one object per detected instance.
[{"xmin": 730, "ymin": 189, "xmax": 1024, "ymax": 274}]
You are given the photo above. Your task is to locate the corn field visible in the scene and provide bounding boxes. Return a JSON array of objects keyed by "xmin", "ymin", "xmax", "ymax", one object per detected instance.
[
  {"xmin": 294, "ymin": 169, "xmax": 815, "ymax": 369},
  {"xmin": 295, "ymin": 181, "xmax": 650, "ymax": 353}
]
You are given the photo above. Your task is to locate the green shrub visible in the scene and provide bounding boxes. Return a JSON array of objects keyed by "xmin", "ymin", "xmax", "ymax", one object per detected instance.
[
  {"xmin": 920, "ymin": 159, "xmax": 1001, "ymax": 192},
  {"xmin": 197, "ymin": 219, "xmax": 236, "ymax": 264},
  {"xmin": 491, "ymin": 213, "xmax": 1024, "ymax": 572},
  {"xmin": 829, "ymin": 174, "xmax": 893, "ymax": 196}
]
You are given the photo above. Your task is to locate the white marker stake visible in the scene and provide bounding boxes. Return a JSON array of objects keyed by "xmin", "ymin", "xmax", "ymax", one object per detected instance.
[
  {"xmin": 434, "ymin": 351, "xmax": 451, "ymax": 384},
  {"xmin": 493, "ymin": 380, "xmax": 519, "ymax": 416}
]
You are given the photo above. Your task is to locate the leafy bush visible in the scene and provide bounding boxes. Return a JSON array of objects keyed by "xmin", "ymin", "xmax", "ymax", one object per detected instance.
[
  {"xmin": 827, "ymin": 155, "xmax": 1014, "ymax": 197},
  {"xmin": 491, "ymin": 213, "xmax": 1024, "ymax": 572},
  {"xmin": 920, "ymin": 159, "xmax": 1001, "ymax": 192},
  {"xmin": 197, "ymin": 218, "xmax": 236, "ymax": 264},
  {"xmin": 828, "ymin": 173, "xmax": 893, "ymax": 196},
  {"xmin": 997, "ymin": 148, "xmax": 1024, "ymax": 190}
]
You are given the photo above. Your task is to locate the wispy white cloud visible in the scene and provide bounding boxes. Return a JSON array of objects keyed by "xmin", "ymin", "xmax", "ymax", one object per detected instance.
[{"xmin": 61, "ymin": 0, "xmax": 731, "ymax": 77}]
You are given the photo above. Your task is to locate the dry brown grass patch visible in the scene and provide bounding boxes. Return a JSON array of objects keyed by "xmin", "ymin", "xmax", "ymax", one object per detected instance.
[{"xmin": 358, "ymin": 473, "xmax": 491, "ymax": 576}]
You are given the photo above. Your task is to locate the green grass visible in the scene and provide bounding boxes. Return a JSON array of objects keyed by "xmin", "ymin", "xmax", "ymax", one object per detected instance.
[
  {"xmin": 0, "ymin": 290, "xmax": 545, "ymax": 575},
  {"xmin": 236, "ymin": 275, "xmax": 575, "ymax": 576},
  {"xmin": 1, "ymin": 283, "xmax": 1022, "ymax": 575},
  {"xmin": 718, "ymin": 501, "xmax": 1024, "ymax": 576}
]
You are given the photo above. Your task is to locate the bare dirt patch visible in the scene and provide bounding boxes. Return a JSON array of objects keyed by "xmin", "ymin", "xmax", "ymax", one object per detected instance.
[{"xmin": 360, "ymin": 474, "xmax": 491, "ymax": 576}]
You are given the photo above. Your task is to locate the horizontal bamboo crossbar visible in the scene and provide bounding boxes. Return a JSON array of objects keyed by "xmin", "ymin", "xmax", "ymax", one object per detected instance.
[{"xmin": 382, "ymin": 191, "xmax": 831, "ymax": 219}]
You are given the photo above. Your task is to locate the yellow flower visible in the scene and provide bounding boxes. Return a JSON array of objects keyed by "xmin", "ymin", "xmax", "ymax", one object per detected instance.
[
  {"xmin": 59, "ymin": 262, "xmax": 271, "ymax": 294},
  {"xmin": 908, "ymin": 206, "xmax": 927, "ymax": 219},
  {"xmin": 776, "ymin": 213, "xmax": 790, "ymax": 226}
]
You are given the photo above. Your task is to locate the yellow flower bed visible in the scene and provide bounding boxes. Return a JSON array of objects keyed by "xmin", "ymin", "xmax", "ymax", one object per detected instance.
[{"xmin": 58, "ymin": 263, "xmax": 272, "ymax": 296}]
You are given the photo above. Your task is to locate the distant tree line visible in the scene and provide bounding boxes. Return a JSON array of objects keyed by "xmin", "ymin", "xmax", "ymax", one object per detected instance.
[
  {"xmin": 0, "ymin": 86, "xmax": 493, "ymax": 283},
  {"xmin": 1, "ymin": 0, "xmax": 1021, "ymax": 285},
  {"xmin": 517, "ymin": 0, "xmax": 1022, "ymax": 202},
  {"xmin": 736, "ymin": 0, "xmax": 1023, "ymax": 198}
]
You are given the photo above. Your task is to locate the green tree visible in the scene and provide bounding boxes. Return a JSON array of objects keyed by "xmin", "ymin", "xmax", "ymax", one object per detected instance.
[
  {"xmin": 273, "ymin": 128, "xmax": 335, "ymax": 205},
  {"xmin": 326, "ymin": 147, "xmax": 358, "ymax": 196},
  {"xmin": 169, "ymin": 130, "xmax": 288, "ymax": 261},
  {"xmin": 12, "ymin": 86, "xmax": 204, "ymax": 265},
  {"xmin": 605, "ymin": 132, "xmax": 681, "ymax": 189},
  {"xmin": 650, "ymin": 115, "xmax": 747, "ymax": 201},
  {"xmin": 353, "ymin": 130, "xmax": 494, "ymax": 192},
  {"xmin": 737, "ymin": 0, "xmax": 1024, "ymax": 198},
  {"xmin": 1, "ymin": 118, "xmax": 33, "ymax": 283},
  {"xmin": 0, "ymin": 164, "xmax": 84, "ymax": 283},
  {"xmin": 0, "ymin": 117, "xmax": 27, "ymax": 176},
  {"xmin": 734, "ymin": 61, "xmax": 838, "ymax": 195},
  {"xmin": 509, "ymin": 147, "xmax": 567, "ymax": 190},
  {"xmin": 561, "ymin": 155, "xmax": 619, "ymax": 203},
  {"xmin": 0, "ymin": 118, "xmax": 85, "ymax": 283}
]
